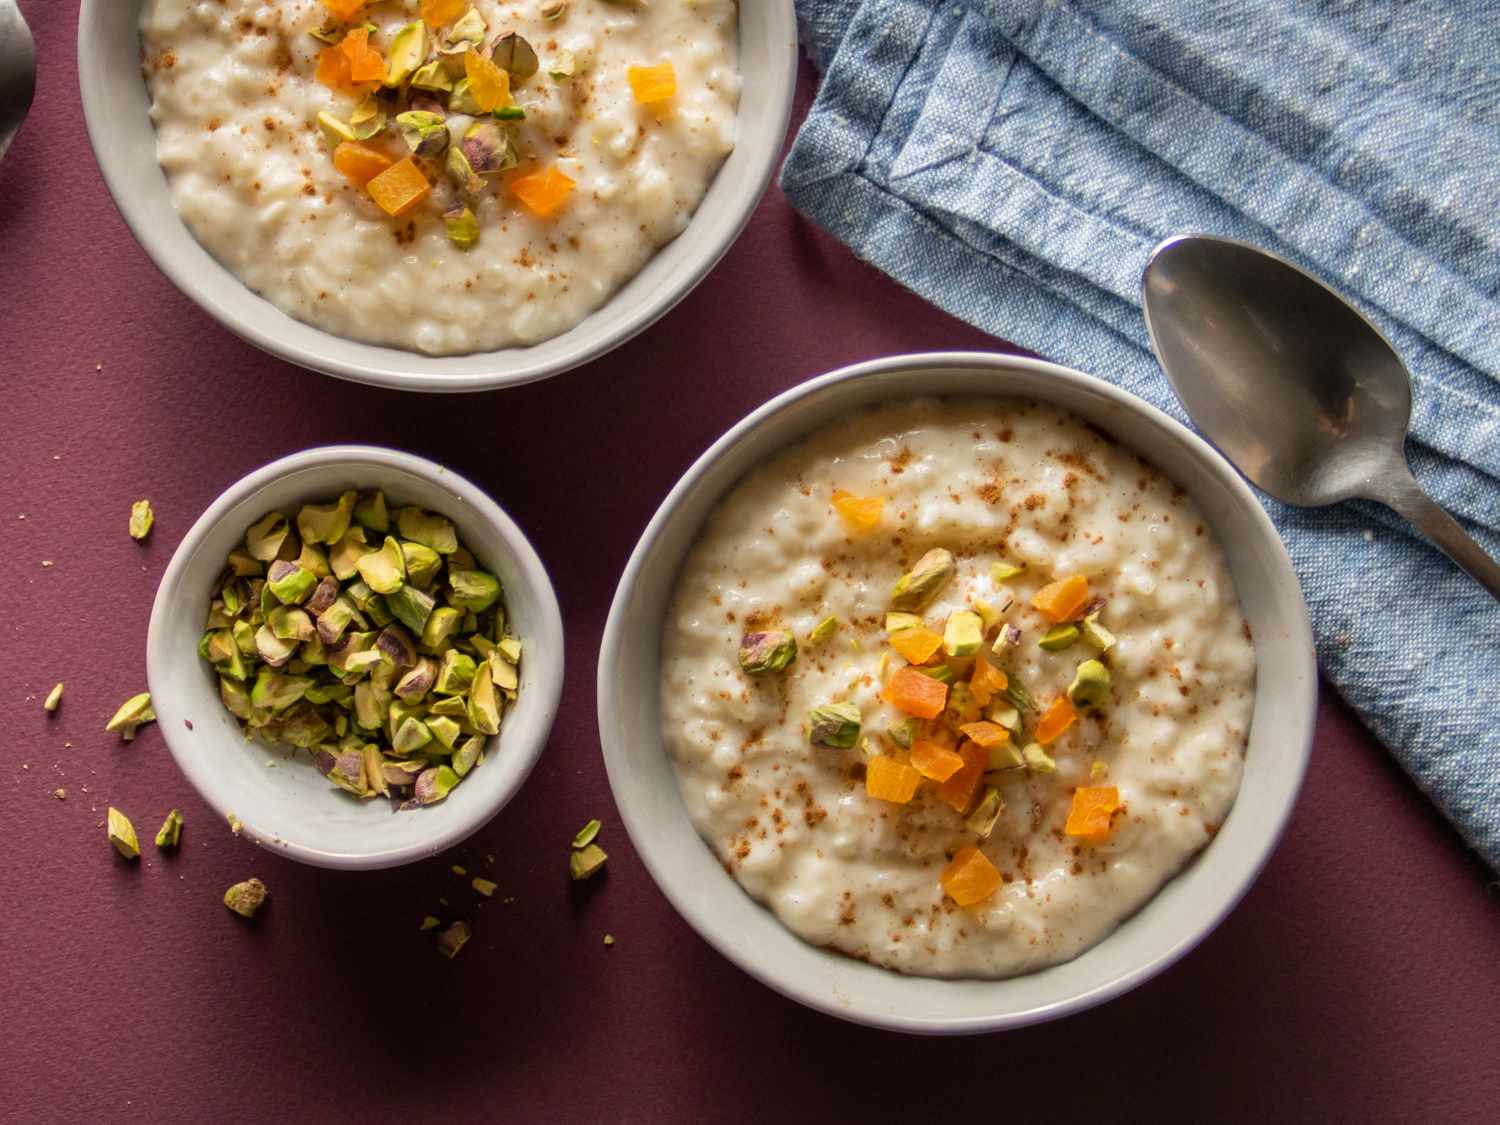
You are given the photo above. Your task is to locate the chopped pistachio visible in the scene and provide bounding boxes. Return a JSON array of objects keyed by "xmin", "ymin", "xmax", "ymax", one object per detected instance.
[
  {"xmin": 497, "ymin": 637, "xmax": 522, "ymax": 664},
  {"xmin": 944, "ymin": 681, "xmax": 981, "ymax": 726},
  {"xmin": 376, "ymin": 623, "xmax": 418, "ymax": 668},
  {"xmin": 991, "ymin": 622, "xmax": 1022, "ymax": 657},
  {"xmin": 449, "ymin": 569, "xmax": 501, "ymax": 612},
  {"xmin": 807, "ymin": 615, "xmax": 839, "ymax": 645},
  {"xmin": 943, "ymin": 610, "xmax": 983, "ymax": 657},
  {"xmin": 415, "ymin": 764, "xmax": 460, "ymax": 805},
  {"xmin": 917, "ymin": 664, "xmax": 954, "ymax": 684},
  {"xmin": 447, "ymin": 78, "xmax": 485, "ymax": 117},
  {"xmin": 348, "ymin": 96, "xmax": 387, "ymax": 140},
  {"xmin": 1067, "ymin": 659, "xmax": 1113, "ymax": 709},
  {"xmin": 129, "ymin": 499, "xmax": 154, "ymax": 540},
  {"xmin": 107, "ymin": 808, "xmax": 140, "ymax": 859},
  {"xmin": 220, "ymin": 676, "xmax": 252, "ymax": 720},
  {"xmin": 250, "ymin": 669, "xmax": 312, "ymax": 712},
  {"xmin": 965, "ymin": 787, "xmax": 1004, "ymax": 839},
  {"xmin": 1022, "ymin": 743, "xmax": 1056, "ymax": 773},
  {"xmin": 308, "ymin": 21, "xmax": 341, "ymax": 44},
  {"xmin": 488, "ymin": 651, "xmax": 519, "ymax": 692},
  {"xmin": 986, "ymin": 740, "xmax": 1025, "ymax": 771},
  {"xmin": 383, "ymin": 21, "xmax": 426, "ymax": 87},
  {"xmin": 467, "ymin": 659, "xmax": 501, "ymax": 735},
  {"xmin": 245, "ymin": 512, "xmax": 291, "ymax": 562},
  {"xmin": 548, "ymin": 49, "xmax": 576, "ymax": 80},
  {"xmin": 435, "ymin": 650, "xmax": 477, "ymax": 695},
  {"xmin": 1080, "ymin": 613, "xmax": 1116, "ymax": 652},
  {"xmin": 461, "ymin": 119, "xmax": 517, "ymax": 175},
  {"xmin": 570, "ymin": 842, "xmax": 608, "ymax": 880},
  {"xmin": 43, "ymin": 682, "xmax": 63, "ymax": 712},
  {"xmin": 295, "ymin": 492, "xmax": 354, "ymax": 546},
  {"xmin": 387, "ymin": 585, "xmax": 436, "ymax": 636},
  {"xmin": 1005, "ymin": 675, "xmax": 1037, "ymax": 713},
  {"xmin": 410, "ymin": 58, "xmax": 455, "ymax": 92},
  {"xmin": 268, "ymin": 605, "xmax": 315, "ymax": 643},
  {"xmin": 352, "ymin": 490, "xmax": 388, "ymax": 533},
  {"xmin": 886, "ymin": 717, "xmax": 920, "ymax": 749},
  {"xmin": 394, "ymin": 657, "xmax": 438, "ymax": 702},
  {"xmin": 422, "ymin": 605, "xmax": 465, "ymax": 649},
  {"xmin": 224, "ymin": 878, "xmax": 268, "ymax": 919},
  {"xmin": 992, "ymin": 560, "xmax": 1026, "ymax": 582},
  {"xmin": 738, "ymin": 630, "xmax": 797, "ymax": 675},
  {"xmin": 328, "ymin": 527, "xmax": 370, "ymax": 581},
  {"xmin": 1091, "ymin": 760, "xmax": 1110, "ymax": 781},
  {"xmin": 443, "ymin": 203, "xmax": 480, "ymax": 250},
  {"xmin": 472, "ymin": 877, "xmax": 497, "ymax": 897},
  {"xmin": 393, "ymin": 716, "xmax": 433, "ymax": 755},
  {"xmin": 492, "ymin": 31, "xmax": 539, "ymax": 77},
  {"xmin": 443, "ymin": 7, "xmax": 487, "ymax": 51},
  {"xmin": 420, "ymin": 915, "xmax": 442, "ymax": 931},
  {"xmin": 154, "ymin": 809, "xmax": 184, "ymax": 850},
  {"xmin": 541, "ymin": 0, "xmax": 568, "ymax": 19},
  {"xmin": 1038, "ymin": 623, "xmax": 1080, "ymax": 651},
  {"xmin": 603, "ymin": 933, "xmax": 615, "ymax": 947},
  {"xmin": 451, "ymin": 734, "xmax": 484, "ymax": 777},
  {"xmin": 53, "ymin": 788, "xmax": 66, "ymax": 800},
  {"xmin": 356, "ymin": 536, "xmax": 406, "ymax": 595},
  {"xmin": 807, "ymin": 702, "xmax": 861, "ymax": 749},
  {"xmin": 396, "ymin": 109, "xmax": 450, "ymax": 156},
  {"xmin": 446, "ymin": 143, "xmax": 485, "ymax": 192},
  {"xmin": 884, "ymin": 611, "xmax": 924, "ymax": 633},
  {"xmin": 227, "ymin": 549, "xmax": 263, "ymax": 577},
  {"xmin": 890, "ymin": 548, "xmax": 956, "ymax": 610},
  {"xmin": 427, "ymin": 715, "xmax": 461, "ymax": 750},
  {"xmin": 436, "ymin": 920, "xmax": 471, "ymax": 959},
  {"xmin": 572, "ymin": 818, "xmax": 602, "ymax": 849},
  {"xmin": 267, "ymin": 560, "xmax": 317, "ymax": 605},
  {"xmin": 988, "ymin": 703, "xmax": 1022, "ymax": 735},
  {"xmin": 105, "ymin": 692, "xmax": 155, "ymax": 740},
  {"xmin": 317, "ymin": 110, "xmax": 356, "ymax": 145},
  {"xmin": 452, "ymin": 864, "xmax": 468, "ymax": 876},
  {"xmin": 395, "ymin": 507, "xmax": 458, "ymax": 554}
]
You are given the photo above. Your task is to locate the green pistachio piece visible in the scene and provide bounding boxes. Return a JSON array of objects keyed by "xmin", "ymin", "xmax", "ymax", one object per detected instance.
[
  {"xmin": 992, "ymin": 560, "xmax": 1026, "ymax": 582},
  {"xmin": 451, "ymin": 734, "xmax": 484, "ymax": 777},
  {"xmin": 364, "ymin": 744, "xmax": 389, "ymax": 797},
  {"xmin": 154, "ymin": 809, "xmax": 184, "ymax": 850},
  {"xmin": 383, "ymin": 20, "xmax": 426, "ymax": 87},
  {"xmin": 105, "ymin": 692, "xmax": 155, "ymax": 740},
  {"xmin": 410, "ymin": 58, "xmax": 455, "ymax": 92},
  {"xmin": 446, "ymin": 142, "xmax": 485, "ymax": 192},
  {"xmin": 991, "ymin": 622, "xmax": 1022, "ymax": 657},
  {"xmin": 420, "ymin": 915, "xmax": 442, "ymax": 931},
  {"xmin": 435, "ymin": 649, "xmax": 476, "ymax": 695},
  {"xmin": 965, "ymin": 787, "xmax": 1005, "ymax": 840},
  {"xmin": 326, "ymin": 750, "xmax": 368, "ymax": 795},
  {"xmin": 1005, "ymin": 675, "xmax": 1037, "ymax": 713},
  {"xmin": 398, "ymin": 541, "xmax": 442, "ymax": 588},
  {"xmin": 887, "ymin": 717, "xmax": 921, "ymax": 748},
  {"xmin": 427, "ymin": 715, "xmax": 461, "ymax": 750},
  {"xmin": 738, "ymin": 630, "xmax": 796, "ymax": 675},
  {"xmin": 250, "ymin": 669, "xmax": 311, "ymax": 713},
  {"xmin": 353, "ymin": 680, "xmax": 390, "ymax": 731},
  {"xmin": 460, "ymin": 120, "xmax": 515, "ymax": 175},
  {"xmin": 443, "ymin": 203, "xmax": 480, "ymax": 250},
  {"xmin": 884, "ymin": 612, "xmax": 924, "ymax": 633},
  {"xmin": 220, "ymin": 676, "xmax": 252, "ymax": 720},
  {"xmin": 548, "ymin": 48, "xmax": 575, "ymax": 80},
  {"xmin": 917, "ymin": 664, "xmax": 954, "ymax": 684},
  {"xmin": 986, "ymin": 740, "xmax": 1025, "ymax": 771},
  {"xmin": 387, "ymin": 585, "xmax": 436, "ymax": 635},
  {"xmin": 107, "ymin": 808, "xmax": 140, "ymax": 859},
  {"xmin": 467, "ymin": 659, "xmax": 501, "ymax": 735},
  {"xmin": 943, "ymin": 610, "xmax": 983, "ymax": 657},
  {"xmin": 1080, "ymin": 613, "xmax": 1116, "ymax": 652},
  {"xmin": 268, "ymin": 605, "xmax": 315, "ymax": 642},
  {"xmin": 348, "ymin": 96, "xmax": 387, "ymax": 141},
  {"xmin": 1038, "ymin": 623, "xmax": 1080, "ymax": 652},
  {"xmin": 129, "ymin": 499, "xmax": 154, "ymax": 540},
  {"xmin": 245, "ymin": 512, "xmax": 292, "ymax": 562},
  {"xmin": 572, "ymin": 818, "xmax": 602, "ymax": 849},
  {"xmin": 436, "ymin": 920, "xmax": 471, "ymax": 958},
  {"xmin": 497, "ymin": 637, "xmax": 522, "ymax": 664},
  {"xmin": 227, "ymin": 549, "xmax": 263, "ymax": 577},
  {"xmin": 395, "ymin": 507, "xmax": 458, "ymax": 554},
  {"xmin": 396, "ymin": 109, "xmax": 450, "ymax": 156},
  {"xmin": 1067, "ymin": 659, "xmax": 1113, "ymax": 710},
  {"xmin": 415, "ymin": 764, "xmax": 460, "ymax": 805},
  {"xmin": 254, "ymin": 625, "xmax": 297, "ymax": 667},
  {"xmin": 987, "ymin": 703, "xmax": 1022, "ymax": 735},
  {"xmin": 393, "ymin": 716, "xmax": 433, "ymax": 755},
  {"xmin": 890, "ymin": 548, "xmax": 956, "ymax": 610},
  {"xmin": 356, "ymin": 536, "xmax": 406, "ymax": 595},
  {"xmin": 224, "ymin": 878, "xmax": 268, "ymax": 919},
  {"xmin": 295, "ymin": 540, "xmax": 330, "ymax": 579},
  {"xmin": 422, "ymin": 606, "xmax": 464, "ymax": 649},
  {"xmin": 266, "ymin": 561, "xmax": 317, "ymax": 605},
  {"xmin": 472, "ymin": 877, "xmax": 497, "ymax": 897},
  {"xmin": 492, "ymin": 31, "xmax": 539, "ymax": 78},
  {"xmin": 387, "ymin": 698, "xmax": 424, "ymax": 740},
  {"xmin": 296, "ymin": 491, "xmax": 355, "ymax": 546},
  {"xmin": 43, "ymin": 682, "xmax": 63, "ymax": 712},
  {"xmin": 443, "ymin": 7, "xmax": 487, "ymax": 51},
  {"xmin": 569, "ymin": 842, "xmax": 608, "ymax": 880},
  {"xmin": 808, "ymin": 701, "xmax": 861, "ymax": 749},
  {"xmin": 317, "ymin": 110, "xmax": 356, "ymax": 145},
  {"xmin": 945, "ymin": 681, "xmax": 981, "ymax": 726},
  {"xmin": 308, "ymin": 21, "xmax": 341, "ymax": 45},
  {"xmin": 428, "ymin": 694, "xmax": 467, "ymax": 717},
  {"xmin": 304, "ymin": 681, "xmax": 353, "ymax": 706},
  {"xmin": 489, "ymin": 652, "xmax": 519, "ymax": 692},
  {"xmin": 447, "ymin": 77, "xmax": 484, "ymax": 116},
  {"xmin": 449, "ymin": 569, "xmax": 500, "ymax": 611},
  {"xmin": 541, "ymin": 0, "xmax": 568, "ymax": 20},
  {"xmin": 1022, "ymin": 743, "xmax": 1056, "ymax": 774},
  {"xmin": 807, "ymin": 615, "xmax": 839, "ymax": 645},
  {"xmin": 353, "ymin": 489, "xmax": 389, "ymax": 533}
]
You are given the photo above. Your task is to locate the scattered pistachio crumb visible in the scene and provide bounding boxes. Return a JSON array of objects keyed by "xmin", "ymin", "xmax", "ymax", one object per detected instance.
[
  {"xmin": 570, "ymin": 842, "xmax": 608, "ymax": 881},
  {"xmin": 471, "ymin": 877, "xmax": 497, "ymax": 897},
  {"xmin": 436, "ymin": 920, "xmax": 471, "ymax": 959},
  {"xmin": 227, "ymin": 813, "xmax": 243, "ymax": 835},
  {"xmin": 603, "ymin": 934, "xmax": 615, "ymax": 947},
  {"xmin": 571, "ymin": 818, "xmax": 602, "ymax": 849},
  {"xmin": 420, "ymin": 915, "xmax": 441, "ymax": 931},
  {"xmin": 129, "ymin": 500, "xmax": 155, "ymax": 540},
  {"xmin": 451, "ymin": 864, "xmax": 467, "ymax": 876},
  {"xmin": 53, "ymin": 788, "xmax": 66, "ymax": 801},
  {"xmin": 224, "ymin": 878, "xmax": 268, "ymax": 919},
  {"xmin": 155, "ymin": 809, "xmax": 184, "ymax": 849},
  {"xmin": 807, "ymin": 615, "xmax": 839, "ymax": 645},
  {"xmin": 1091, "ymin": 760, "xmax": 1109, "ymax": 781},
  {"xmin": 107, "ymin": 808, "xmax": 140, "ymax": 859},
  {"xmin": 43, "ymin": 683, "xmax": 63, "ymax": 712}
]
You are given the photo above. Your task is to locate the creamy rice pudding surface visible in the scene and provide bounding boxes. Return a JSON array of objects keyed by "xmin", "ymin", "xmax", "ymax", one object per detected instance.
[
  {"xmin": 660, "ymin": 398, "xmax": 1256, "ymax": 978},
  {"xmin": 140, "ymin": 0, "xmax": 739, "ymax": 355}
]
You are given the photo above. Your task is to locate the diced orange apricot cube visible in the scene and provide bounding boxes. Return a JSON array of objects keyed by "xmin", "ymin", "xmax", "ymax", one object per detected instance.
[
  {"xmin": 419, "ymin": 0, "xmax": 465, "ymax": 27},
  {"xmin": 511, "ymin": 164, "xmax": 576, "ymax": 218},
  {"xmin": 936, "ymin": 742, "xmax": 987, "ymax": 813},
  {"xmin": 1035, "ymin": 696, "xmax": 1077, "ymax": 745},
  {"xmin": 831, "ymin": 489, "xmax": 884, "ymax": 528},
  {"xmin": 323, "ymin": 0, "xmax": 366, "ymax": 20},
  {"xmin": 332, "ymin": 141, "xmax": 393, "ymax": 186},
  {"xmin": 465, "ymin": 48, "xmax": 511, "ymax": 113},
  {"xmin": 1064, "ymin": 785, "xmax": 1120, "ymax": 842},
  {"xmin": 889, "ymin": 627, "xmax": 943, "ymax": 666},
  {"xmin": 366, "ymin": 157, "xmax": 431, "ymax": 216},
  {"xmin": 882, "ymin": 666, "xmax": 948, "ymax": 719},
  {"xmin": 909, "ymin": 739, "xmax": 965, "ymax": 783},
  {"xmin": 865, "ymin": 756, "xmax": 921, "ymax": 804},
  {"xmin": 628, "ymin": 62, "xmax": 677, "ymax": 104},
  {"xmin": 940, "ymin": 845, "xmax": 1001, "ymax": 906},
  {"xmin": 1032, "ymin": 575, "xmax": 1090, "ymax": 623},
  {"xmin": 968, "ymin": 656, "xmax": 1008, "ymax": 706},
  {"xmin": 958, "ymin": 721, "xmax": 1010, "ymax": 749},
  {"xmin": 315, "ymin": 44, "xmax": 355, "ymax": 90}
]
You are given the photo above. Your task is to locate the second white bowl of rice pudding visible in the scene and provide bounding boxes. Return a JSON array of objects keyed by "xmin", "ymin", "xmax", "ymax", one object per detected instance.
[
  {"xmin": 599, "ymin": 353, "xmax": 1315, "ymax": 1032},
  {"xmin": 78, "ymin": 1, "xmax": 796, "ymax": 390}
]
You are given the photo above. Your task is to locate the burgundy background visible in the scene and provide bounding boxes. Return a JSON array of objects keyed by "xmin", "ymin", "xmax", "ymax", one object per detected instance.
[{"xmin": 3, "ymin": 7, "xmax": 1496, "ymax": 1123}]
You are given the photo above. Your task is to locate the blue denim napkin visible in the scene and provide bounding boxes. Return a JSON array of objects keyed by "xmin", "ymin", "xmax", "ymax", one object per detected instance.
[{"xmin": 781, "ymin": 0, "xmax": 1500, "ymax": 869}]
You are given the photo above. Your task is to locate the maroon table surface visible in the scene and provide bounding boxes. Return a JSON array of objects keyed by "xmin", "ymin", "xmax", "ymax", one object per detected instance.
[{"xmin": 4, "ymin": 8, "xmax": 1497, "ymax": 1123}]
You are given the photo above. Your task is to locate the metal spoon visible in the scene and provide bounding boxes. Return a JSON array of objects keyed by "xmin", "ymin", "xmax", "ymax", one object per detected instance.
[
  {"xmin": 0, "ymin": 0, "xmax": 35, "ymax": 161},
  {"xmin": 1141, "ymin": 234, "xmax": 1500, "ymax": 601}
]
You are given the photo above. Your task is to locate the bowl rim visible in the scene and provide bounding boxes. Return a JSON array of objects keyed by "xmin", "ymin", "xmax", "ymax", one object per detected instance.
[
  {"xmin": 146, "ymin": 444, "xmax": 565, "ymax": 870},
  {"xmin": 77, "ymin": 0, "xmax": 799, "ymax": 394},
  {"xmin": 597, "ymin": 351, "xmax": 1317, "ymax": 1033}
]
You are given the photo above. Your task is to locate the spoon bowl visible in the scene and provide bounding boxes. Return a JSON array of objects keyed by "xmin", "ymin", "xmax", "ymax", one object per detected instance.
[
  {"xmin": 0, "ymin": 0, "xmax": 36, "ymax": 161},
  {"xmin": 1142, "ymin": 234, "xmax": 1500, "ymax": 600}
]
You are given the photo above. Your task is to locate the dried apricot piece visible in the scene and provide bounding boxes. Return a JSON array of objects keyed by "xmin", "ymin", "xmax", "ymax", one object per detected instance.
[
  {"xmin": 323, "ymin": 0, "xmax": 367, "ymax": 20},
  {"xmin": 1032, "ymin": 575, "xmax": 1090, "ymax": 623},
  {"xmin": 957, "ymin": 721, "xmax": 1010, "ymax": 749},
  {"xmin": 865, "ymin": 756, "xmax": 921, "ymax": 804},
  {"xmin": 315, "ymin": 45, "xmax": 355, "ymax": 90},
  {"xmin": 968, "ymin": 656, "xmax": 1008, "ymax": 706},
  {"xmin": 332, "ymin": 141, "xmax": 393, "ymax": 186},
  {"xmin": 909, "ymin": 739, "xmax": 965, "ymax": 783},
  {"xmin": 419, "ymin": 0, "xmax": 465, "ymax": 26},
  {"xmin": 1035, "ymin": 696, "xmax": 1077, "ymax": 745},
  {"xmin": 628, "ymin": 62, "xmax": 677, "ymax": 104},
  {"xmin": 339, "ymin": 27, "xmax": 386, "ymax": 83},
  {"xmin": 464, "ymin": 48, "xmax": 511, "ymax": 113},
  {"xmin": 1064, "ymin": 785, "xmax": 1120, "ymax": 842},
  {"xmin": 882, "ymin": 666, "xmax": 948, "ymax": 719},
  {"xmin": 511, "ymin": 164, "xmax": 576, "ymax": 218},
  {"xmin": 889, "ymin": 627, "xmax": 942, "ymax": 666},
  {"xmin": 940, "ymin": 846, "xmax": 1001, "ymax": 906},
  {"xmin": 831, "ymin": 489, "xmax": 884, "ymax": 528},
  {"xmin": 366, "ymin": 156, "xmax": 431, "ymax": 216},
  {"xmin": 935, "ymin": 742, "xmax": 986, "ymax": 813}
]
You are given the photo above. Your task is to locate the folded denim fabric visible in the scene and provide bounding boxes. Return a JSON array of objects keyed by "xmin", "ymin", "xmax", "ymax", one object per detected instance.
[{"xmin": 782, "ymin": 0, "xmax": 1500, "ymax": 868}]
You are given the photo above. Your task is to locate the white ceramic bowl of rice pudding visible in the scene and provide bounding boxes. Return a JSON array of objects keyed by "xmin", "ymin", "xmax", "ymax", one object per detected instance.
[
  {"xmin": 598, "ymin": 352, "xmax": 1316, "ymax": 1033},
  {"xmin": 78, "ymin": 1, "xmax": 795, "ymax": 391}
]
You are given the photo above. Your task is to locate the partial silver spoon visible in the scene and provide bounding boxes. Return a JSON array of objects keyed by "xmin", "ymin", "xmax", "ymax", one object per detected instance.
[
  {"xmin": 0, "ymin": 0, "xmax": 35, "ymax": 161},
  {"xmin": 1141, "ymin": 234, "xmax": 1500, "ymax": 601}
]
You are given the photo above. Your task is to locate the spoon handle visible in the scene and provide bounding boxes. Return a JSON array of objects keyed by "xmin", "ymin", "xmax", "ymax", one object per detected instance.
[{"xmin": 1379, "ymin": 471, "xmax": 1500, "ymax": 602}]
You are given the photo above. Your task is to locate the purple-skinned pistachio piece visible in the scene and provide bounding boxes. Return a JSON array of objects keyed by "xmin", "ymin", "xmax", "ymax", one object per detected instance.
[
  {"xmin": 394, "ymin": 657, "xmax": 438, "ymax": 702},
  {"xmin": 436, "ymin": 919, "xmax": 470, "ymax": 959},
  {"xmin": 266, "ymin": 560, "xmax": 317, "ymax": 605},
  {"xmin": 376, "ymin": 624, "xmax": 418, "ymax": 668},
  {"xmin": 306, "ymin": 575, "xmax": 340, "ymax": 615},
  {"xmin": 327, "ymin": 751, "xmax": 368, "ymax": 796},
  {"xmin": 459, "ymin": 121, "xmax": 514, "ymax": 176},
  {"xmin": 738, "ymin": 630, "xmax": 797, "ymax": 676},
  {"xmin": 316, "ymin": 597, "xmax": 360, "ymax": 646},
  {"xmin": 224, "ymin": 878, "xmax": 268, "ymax": 919},
  {"xmin": 396, "ymin": 110, "xmax": 450, "ymax": 157},
  {"xmin": 415, "ymin": 764, "xmax": 461, "ymax": 805},
  {"xmin": 382, "ymin": 758, "xmax": 425, "ymax": 789},
  {"xmin": 313, "ymin": 748, "xmax": 338, "ymax": 776}
]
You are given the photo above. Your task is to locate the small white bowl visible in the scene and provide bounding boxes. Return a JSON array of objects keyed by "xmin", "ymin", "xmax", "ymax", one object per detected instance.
[
  {"xmin": 598, "ymin": 352, "xmax": 1317, "ymax": 1034},
  {"xmin": 77, "ymin": 2, "xmax": 797, "ymax": 393},
  {"xmin": 147, "ymin": 446, "xmax": 563, "ymax": 870}
]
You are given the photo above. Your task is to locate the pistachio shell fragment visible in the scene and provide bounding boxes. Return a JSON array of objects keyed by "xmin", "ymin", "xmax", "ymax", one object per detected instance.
[
  {"xmin": 738, "ymin": 630, "xmax": 796, "ymax": 675},
  {"xmin": 540, "ymin": 0, "xmax": 568, "ymax": 20},
  {"xmin": 890, "ymin": 548, "xmax": 956, "ymax": 610},
  {"xmin": 807, "ymin": 701, "xmax": 861, "ymax": 749},
  {"xmin": 1067, "ymin": 659, "xmax": 1112, "ymax": 709},
  {"xmin": 224, "ymin": 878, "xmax": 268, "ymax": 919},
  {"xmin": 570, "ymin": 842, "xmax": 608, "ymax": 880},
  {"xmin": 129, "ymin": 499, "xmax": 154, "ymax": 540},
  {"xmin": 43, "ymin": 682, "xmax": 63, "ymax": 712},
  {"xmin": 155, "ymin": 809, "xmax": 184, "ymax": 850},
  {"xmin": 105, "ymin": 692, "xmax": 155, "ymax": 741},
  {"xmin": 108, "ymin": 808, "xmax": 140, "ymax": 859},
  {"xmin": 436, "ymin": 920, "xmax": 471, "ymax": 958}
]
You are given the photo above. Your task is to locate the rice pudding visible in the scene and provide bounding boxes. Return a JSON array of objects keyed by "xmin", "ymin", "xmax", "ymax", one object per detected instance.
[
  {"xmin": 659, "ymin": 397, "xmax": 1256, "ymax": 978},
  {"xmin": 139, "ymin": 0, "xmax": 739, "ymax": 355}
]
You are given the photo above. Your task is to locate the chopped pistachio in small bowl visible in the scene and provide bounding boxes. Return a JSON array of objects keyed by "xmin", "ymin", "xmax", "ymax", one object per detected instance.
[{"xmin": 147, "ymin": 447, "xmax": 562, "ymax": 870}]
